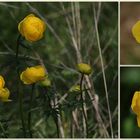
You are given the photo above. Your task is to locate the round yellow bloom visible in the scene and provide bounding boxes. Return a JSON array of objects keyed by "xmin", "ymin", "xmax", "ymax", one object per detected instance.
[
  {"xmin": 20, "ymin": 65, "xmax": 46, "ymax": 85},
  {"xmin": 70, "ymin": 85, "xmax": 80, "ymax": 92},
  {"xmin": 132, "ymin": 21, "xmax": 140, "ymax": 43},
  {"xmin": 77, "ymin": 63, "xmax": 92, "ymax": 75},
  {"xmin": 0, "ymin": 76, "xmax": 5, "ymax": 89},
  {"xmin": 0, "ymin": 88, "xmax": 11, "ymax": 102},
  {"xmin": 131, "ymin": 91, "xmax": 140, "ymax": 127},
  {"xmin": 18, "ymin": 14, "xmax": 46, "ymax": 42}
]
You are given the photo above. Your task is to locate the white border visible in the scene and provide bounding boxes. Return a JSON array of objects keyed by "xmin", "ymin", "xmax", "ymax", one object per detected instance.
[
  {"xmin": 0, "ymin": 0, "xmax": 118, "ymax": 1},
  {"xmin": 118, "ymin": 1, "xmax": 120, "ymax": 138},
  {"xmin": 1, "ymin": 1, "xmax": 120, "ymax": 139}
]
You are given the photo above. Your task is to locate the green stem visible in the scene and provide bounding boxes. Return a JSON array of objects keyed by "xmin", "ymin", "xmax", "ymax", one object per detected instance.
[
  {"xmin": 80, "ymin": 73, "xmax": 88, "ymax": 138},
  {"xmin": 16, "ymin": 34, "xmax": 27, "ymax": 137},
  {"xmin": 16, "ymin": 35, "xmax": 21, "ymax": 60},
  {"xmin": 46, "ymin": 92, "xmax": 59, "ymax": 138},
  {"xmin": 70, "ymin": 110, "xmax": 74, "ymax": 138},
  {"xmin": 19, "ymin": 89, "xmax": 27, "ymax": 137},
  {"xmin": 0, "ymin": 122, "xmax": 7, "ymax": 138},
  {"xmin": 54, "ymin": 117, "xmax": 59, "ymax": 138},
  {"xmin": 28, "ymin": 84, "xmax": 35, "ymax": 138}
]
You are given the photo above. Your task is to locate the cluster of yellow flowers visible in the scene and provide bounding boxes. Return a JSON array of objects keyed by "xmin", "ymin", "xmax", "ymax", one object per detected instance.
[
  {"xmin": 0, "ymin": 65, "xmax": 47, "ymax": 102},
  {"xmin": 0, "ymin": 14, "xmax": 93, "ymax": 104},
  {"xmin": 0, "ymin": 14, "xmax": 48, "ymax": 102}
]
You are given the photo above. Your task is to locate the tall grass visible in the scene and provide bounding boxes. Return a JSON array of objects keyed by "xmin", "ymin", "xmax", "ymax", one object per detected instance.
[{"xmin": 0, "ymin": 2, "xmax": 118, "ymax": 138}]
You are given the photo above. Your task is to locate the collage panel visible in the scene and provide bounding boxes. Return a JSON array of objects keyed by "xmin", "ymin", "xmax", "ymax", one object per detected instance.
[
  {"xmin": 120, "ymin": 2, "xmax": 140, "ymax": 139},
  {"xmin": 120, "ymin": 67, "xmax": 140, "ymax": 138},
  {"xmin": 120, "ymin": 2, "xmax": 140, "ymax": 65},
  {"xmin": 0, "ymin": 1, "xmax": 118, "ymax": 138}
]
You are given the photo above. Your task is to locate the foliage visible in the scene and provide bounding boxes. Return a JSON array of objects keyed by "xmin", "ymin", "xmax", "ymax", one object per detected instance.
[{"xmin": 0, "ymin": 2, "xmax": 118, "ymax": 138}]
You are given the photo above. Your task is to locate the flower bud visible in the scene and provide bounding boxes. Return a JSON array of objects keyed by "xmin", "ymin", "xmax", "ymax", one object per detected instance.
[
  {"xmin": 40, "ymin": 76, "xmax": 51, "ymax": 87},
  {"xmin": 69, "ymin": 85, "xmax": 80, "ymax": 92},
  {"xmin": 77, "ymin": 63, "xmax": 92, "ymax": 75}
]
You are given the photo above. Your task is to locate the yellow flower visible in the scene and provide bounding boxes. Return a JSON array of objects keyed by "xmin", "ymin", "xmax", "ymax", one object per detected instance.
[
  {"xmin": 20, "ymin": 65, "xmax": 46, "ymax": 85},
  {"xmin": 0, "ymin": 76, "xmax": 5, "ymax": 89},
  {"xmin": 77, "ymin": 63, "xmax": 92, "ymax": 75},
  {"xmin": 69, "ymin": 85, "xmax": 80, "ymax": 92},
  {"xmin": 131, "ymin": 91, "xmax": 140, "ymax": 127},
  {"xmin": 18, "ymin": 14, "xmax": 46, "ymax": 42},
  {"xmin": 0, "ymin": 88, "xmax": 11, "ymax": 102},
  {"xmin": 132, "ymin": 20, "xmax": 140, "ymax": 43}
]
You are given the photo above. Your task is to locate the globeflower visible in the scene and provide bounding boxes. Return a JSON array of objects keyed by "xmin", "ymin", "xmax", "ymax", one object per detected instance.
[
  {"xmin": 18, "ymin": 14, "xmax": 46, "ymax": 42},
  {"xmin": 20, "ymin": 65, "xmax": 46, "ymax": 85},
  {"xmin": 77, "ymin": 63, "xmax": 92, "ymax": 75},
  {"xmin": 131, "ymin": 91, "xmax": 140, "ymax": 127},
  {"xmin": 132, "ymin": 20, "xmax": 140, "ymax": 43},
  {"xmin": 0, "ymin": 75, "xmax": 11, "ymax": 102},
  {"xmin": 0, "ymin": 88, "xmax": 11, "ymax": 102}
]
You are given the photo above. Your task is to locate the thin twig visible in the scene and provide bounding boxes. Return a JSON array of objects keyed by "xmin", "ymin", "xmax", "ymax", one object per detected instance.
[
  {"xmin": 60, "ymin": 2, "xmax": 82, "ymax": 63},
  {"xmin": 80, "ymin": 74, "xmax": 88, "ymax": 138},
  {"xmin": 94, "ymin": 6, "xmax": 113, "ymax": 138},
  {"xmin": 28, "ymin": 84, "xmax": 35, "ymax": 138}
]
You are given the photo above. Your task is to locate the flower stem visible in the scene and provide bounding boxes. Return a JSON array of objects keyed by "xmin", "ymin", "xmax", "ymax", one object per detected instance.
[
  {"xmin": 19, "ymin": 89, "xmax": 27, "ymax": 137},
  {"xmin": 16, "ymin": 35, "xmax": 21, "ymax": 60},
  {"xmin": 70, "ymin": 110, "xmax": 74, "ymax": 138},
  {"xmin": 80, "ymin": 73, "xmax": 88, "ymax": 138},
  {"xmin": 16, "ymin": 34, "xmax": 27, "ymax": 137},
  {"xmin": 54, "ymin": 117, "xmax": 59, "ymax": 138},
  {"xmin": 28, "ymin": 84, "xmax": 35, "ymax": 138},
  {"xmin": 46, "ymin": 92, "xmax": 60, "ymax": 138}
]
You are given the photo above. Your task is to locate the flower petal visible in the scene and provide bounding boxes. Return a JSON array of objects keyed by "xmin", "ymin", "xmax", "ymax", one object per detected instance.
[
  {"xmin": 131, "ymin": 91, "xmax": 140, "ymax": 114},
  {"xmin": 132, "ymin": 21, "xmax": 140, "ymax": 43},
  {"xmin": 20, "ymin": 65, "xmax": 46, "ymax": 85},
  {"xmin": 137, "ymin": 116, "xmax": 140, "ymax": 127},
  {"xmin": 20, "ymin": 71, "xmax": 34, "ymax": 85},
  {"xmin": 0, "ymin": 76, "xmax": 5, "ymax": 89}
]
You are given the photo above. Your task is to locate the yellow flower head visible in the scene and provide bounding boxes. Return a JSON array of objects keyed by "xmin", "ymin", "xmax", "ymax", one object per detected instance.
[
  {"xmin": 132, "ymin": 20, "xmax": 140, "ymax": 43},
  {"xmin": 20, "ymin": 65, "xmax": 46, "ymax": 85},
  {"xmin": 69, "ymin": 85, "xmax": 80, "ymax": 92},
  {"xmin": 18, "ymin": 14, "xmax": 46, "ymax": 42},
  {"xmin": 0, "ymin": 88, "xmax": 11, "ymax": 102},
  {"xmin": 131, "ymin": 91, "xmax": 140, "ymax": 127},
  {"xmin": 77, "ymin": 63, "xmax": 92, "ymax": 75},
  {"xmin": 0, "ymin": 76, "xmax": 5, "ymax": 89}
]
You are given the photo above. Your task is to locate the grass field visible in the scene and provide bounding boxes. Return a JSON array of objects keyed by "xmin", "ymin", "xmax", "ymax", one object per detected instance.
[{"xmin": 0, "ymin": 2, "xmax": 118, "ymax": 138}]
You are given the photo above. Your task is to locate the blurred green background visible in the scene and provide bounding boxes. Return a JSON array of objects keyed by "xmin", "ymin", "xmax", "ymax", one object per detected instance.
[
  {"xmin": 120, "ymin": 67, "xmax": 140, "ymax": 138},
  {"xmin": 0, "ymin": 2, "xmax": 118, "ymax": 138}
]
